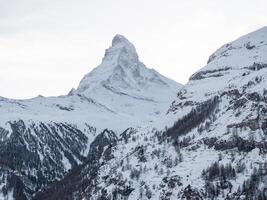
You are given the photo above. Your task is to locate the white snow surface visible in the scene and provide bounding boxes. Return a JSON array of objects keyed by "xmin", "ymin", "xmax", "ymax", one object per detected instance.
[{"xmin": 205, "ymin": 26, "xmax": 267, "ymax": 70}]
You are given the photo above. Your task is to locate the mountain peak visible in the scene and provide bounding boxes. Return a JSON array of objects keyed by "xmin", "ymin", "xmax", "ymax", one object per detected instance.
[
  {"xmin": 75, "ymin": 34, "xmax": 181, "ymax": 101},
  {"xmin": 102, "ymin": 34, "xmax": 139, "ymax": 63},
  {"xmin": 112, "ymin": 34, "xmax": 131, "ymax": 47}
]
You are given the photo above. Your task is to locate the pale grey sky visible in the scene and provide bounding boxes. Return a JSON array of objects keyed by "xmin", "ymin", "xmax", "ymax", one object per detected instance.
[{"xmin": 0, "ymin": 0, "xmax": 267, "ymax": 99}]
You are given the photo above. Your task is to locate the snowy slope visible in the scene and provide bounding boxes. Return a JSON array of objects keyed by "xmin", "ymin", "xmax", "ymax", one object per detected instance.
[{"xmin": 175, "ymin": 26, "xmax": 267, "ymax": 105}]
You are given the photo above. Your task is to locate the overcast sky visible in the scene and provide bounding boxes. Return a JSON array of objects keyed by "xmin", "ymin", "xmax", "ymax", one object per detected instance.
[{"xmin": 0, "ymin": 0, "xmax": 267, "ymax": 99}]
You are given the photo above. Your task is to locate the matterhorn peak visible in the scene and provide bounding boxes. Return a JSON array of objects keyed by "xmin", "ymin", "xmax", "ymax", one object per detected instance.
[
  {"xmin": 76, "ymin": 34, "xmax": 143, "ymax": 94},
  {"xmin": 75, "ymin": 34, "xmax": 181, "ymax": 100},
  {"xmin": 102, "ymin": 34, "xmax": 139, "ymax": 63},
  {"xmin": 112, "ymin": 34, "xmax": 132, "ymax": 47}
]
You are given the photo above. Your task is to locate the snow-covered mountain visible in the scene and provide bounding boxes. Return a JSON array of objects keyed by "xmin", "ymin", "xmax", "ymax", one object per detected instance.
[
  {"xmin": 0, "ymin": 35, "xmax": 181, "ymax": 199},
  {"xmin": 32, "ymin": 27, "xmax": 267, "ymax": 200},
  {"xmin": 1, "ymin": 27, "xmax": 267, "ymax": 200},
  {"xmin": 74, "ymin": 34, "xmax": 180, "ymax": 122},
  {"xmin": 0, "ymin": 35, "xmax": 180, "ymax": 131}
]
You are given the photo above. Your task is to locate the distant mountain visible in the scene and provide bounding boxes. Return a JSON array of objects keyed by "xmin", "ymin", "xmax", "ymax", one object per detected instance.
[
  {"xmin": 34, "ymin": 27, "xmax": 267, "ymax": 200},
  {"xmin": 0, "ymin": 35, "xmax": 181, "ymax": 199}
]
